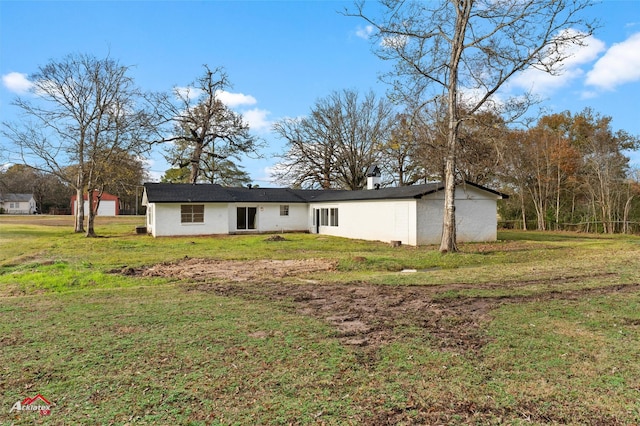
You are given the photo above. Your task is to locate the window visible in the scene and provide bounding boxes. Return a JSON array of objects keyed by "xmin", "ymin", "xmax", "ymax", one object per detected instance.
[
  {"xmin": 280, "ymin": 205, "xmax": 289, "ymax": 216},
  {"xmin": 237, "ymin": 207, "xmax": 257, "ymax": 230},
  {"xmin": 330, "ymin": 208, "xmax": 339, "ymax": 226},
  {"xmin": 318, "ymin": 207, "xmax": 338, "ymax": 227},
  {"xmin": 181, "ymin": 205, "xmax": 204, "ymax": 223},
  {"xmin": 320, "ymin": 208, "xmax": 329, "ymax": 226}
]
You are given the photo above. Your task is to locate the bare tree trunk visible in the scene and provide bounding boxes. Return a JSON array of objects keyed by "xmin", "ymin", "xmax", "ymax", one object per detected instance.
[
  {"xmin": 74, "ymin": 170, "xmax": 84, "ymax": 233},
  {"xmin": 555, "ymin": 167, "xmax": 561, "ymax": 230},
  {"xmin": 85, "ymin": 188, "xmax": 97, "ymax": 237},
  {"xmin": 623, "ymin": 195, "xmax": 634, "ymax": 234},
  {"xmin": 189, "ymin": 136, "xmax": 204, "ymax": 184},
  {"xmin": 440, "ymin": 132, "xmax": 458, "ymax": 252},
  {"xmin": 440, "ymin": 153, "xmax": 458, "ymax": 253},
  {"xmin": 520, "ymin": 185, "xmax": 528, "ymax": 231},
  {"xmin": 74, "ymin": 187, "xmax": 84, "ymax": 233},
  {"xmin": 439, "ymin": 0, "xmax": 470, "ymax": 253}
]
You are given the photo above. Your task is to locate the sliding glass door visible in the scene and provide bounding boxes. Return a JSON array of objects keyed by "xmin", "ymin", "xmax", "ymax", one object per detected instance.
[{"xmin": 236, "ymin": 207, "xmax": 257, "ymax": 230}]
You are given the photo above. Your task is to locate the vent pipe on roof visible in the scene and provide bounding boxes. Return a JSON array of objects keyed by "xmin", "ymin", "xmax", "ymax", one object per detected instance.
[{"xmin": 366, "ymin": 165, "xmax": 382, "ymax": 190}]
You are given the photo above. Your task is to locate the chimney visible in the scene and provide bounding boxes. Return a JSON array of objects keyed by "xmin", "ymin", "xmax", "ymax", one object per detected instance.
[{"xmin": 366, "ymin": 165, "xmax": 381, "ymax": 190}]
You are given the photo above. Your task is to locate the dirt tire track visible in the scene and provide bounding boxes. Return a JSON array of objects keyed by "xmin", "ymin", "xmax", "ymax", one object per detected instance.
[
  {"xmin": 193, "ymin": 280, "xmax": 640, "ymax": 352},
  {"xmin": 119, "ymin": 258, "xmax": 635, "ymax": 352}
]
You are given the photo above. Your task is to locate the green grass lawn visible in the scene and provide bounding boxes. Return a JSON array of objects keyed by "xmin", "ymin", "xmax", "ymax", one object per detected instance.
[{"xmin": 1, "ymin": 216, "xmax": 639, "ymax": 424}]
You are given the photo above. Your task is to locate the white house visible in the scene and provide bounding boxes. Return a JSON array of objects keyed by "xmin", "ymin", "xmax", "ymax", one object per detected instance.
[
  {"xmin": 0, "ymin": 193, "xmax": 37, "ymax": 214},
  {"xmin": 142, "ymin": 180, "xmax": 507, "ymax": 246}
]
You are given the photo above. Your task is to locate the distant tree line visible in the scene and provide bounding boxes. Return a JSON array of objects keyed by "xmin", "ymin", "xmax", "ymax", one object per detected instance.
[{"xmin": 498, "ymin": 109, "xmax": 640, "ymax": 233}]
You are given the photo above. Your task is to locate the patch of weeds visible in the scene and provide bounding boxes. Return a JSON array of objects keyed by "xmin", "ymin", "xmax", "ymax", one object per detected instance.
[
  {"xmin": 482, "ymin": 293, "xmax": 640, "ymax": 422},
  {"xmin": 0, "ymin": 260, "xmax": 168, "ymax": 294}
]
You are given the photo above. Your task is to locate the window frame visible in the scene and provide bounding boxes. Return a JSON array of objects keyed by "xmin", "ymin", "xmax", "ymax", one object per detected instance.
[
  {"xmin": 330, "ymin": 208, "xmax": 339, "ymax": 226},
  {"xmin": 180, "ymin": 204, "xmax": 204, "ymax": 223},
  {"xmin": 237, "ymin": 206, "xmax": 257, "ymax": 230},
  {"xmin": 320, "ymin": 208, "xmax": 329, "ymax": 226}
]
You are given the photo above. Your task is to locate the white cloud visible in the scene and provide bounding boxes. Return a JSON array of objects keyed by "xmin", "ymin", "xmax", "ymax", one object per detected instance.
[
  {"xmin": 173, "ymin": 87, "xmax": 257, "ymax": 107},
  {"xmin": 2, "ymin": 72, "xmax": 33, "ymax": 94},
  {"xmin": 139, "ymin": 157, "xmax": 160, "ymax": 182},
  {"xmin": 242, "ymin": 108, "xmax": 272, "ymax": 133},
  {"xmin": 216, "ymin": 90, "xmax": 257, "ymax": 107},
  {"xmin": 585, "ymin": 32, "xmax": 640, "ymax": 91},
  {"xmin": 174, "ymin": 86, "xmax": 204, "ymax": 102},
  {"xmin": 261, "ymin": 165, "xmax": 284, "ymax": 186},
  {"xmin": 355, "ymin": 25, "xmax": 374, "ymax": 40},
  {"xmin": 381, "ymin": 34, "xmax": 407, "ymax": 49},
  {"xmin": 507, "ymin": 30, "xmax": 605, "ymax": 96}
]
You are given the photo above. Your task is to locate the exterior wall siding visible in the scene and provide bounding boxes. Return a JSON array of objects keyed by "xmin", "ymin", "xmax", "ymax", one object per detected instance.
[
  {"xmin": 148, "ymin": 202, "xmax": 309, "ymax": 237},
  {"xmin": 455, "ymin": 185, "xmax": 500, "ymax": 242},
  {"xmin": 456, "ymin": 198, "xmax": 498, "ymax": 242},
  {"xmin": 416, "ymin": 197, "xmax": 444, "ymax": 245},
  {"xmin": 416, "ymin": 185, "xmax": 499, "ymax": 245},
  {"xmin": 80, "ymin": 200, "xmax": 117, "ymax": 217},
  {"xmin": 229, "ymin": 203, "xmax": 308, "ymax": 233},
  {"xmin": 71, "ymin": 194, "xmax": 119, "ymax": 216},
  {"xmin": 152, "ymin": 203, "xmax": 229, "ymax": 237},
  {"xmin": 1, "ymin": 199, "xmax": 37, "ymax": 214},
  {"xmin": 309, "ymin": 200, "xmax": 418, "ymax": 246}
]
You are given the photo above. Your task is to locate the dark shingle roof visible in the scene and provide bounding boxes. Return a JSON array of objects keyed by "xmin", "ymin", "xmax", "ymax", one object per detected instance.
[
  {"xmin": 143, "ymin": 181, "xmax": 506, "ymax": 204},
  {"xmin": 303, "ymin": 182, "xmax": 445, "ymax": 202},
  {"xmin": 0, "ymin": 193, "xmax": 34, "ymax": 202},
  {"xmin": 143, "ymin": 183, "xmax": 310, "ymax": 203}
]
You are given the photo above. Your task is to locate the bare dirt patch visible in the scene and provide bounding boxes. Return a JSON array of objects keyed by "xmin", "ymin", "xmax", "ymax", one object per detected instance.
[
  {"xmin": 123, "ymin": 258, "xmax": 637, "ymax": 355},
  {"xmin": 123, "ymin": 257, "xmax": 336, "ymax": 282}
]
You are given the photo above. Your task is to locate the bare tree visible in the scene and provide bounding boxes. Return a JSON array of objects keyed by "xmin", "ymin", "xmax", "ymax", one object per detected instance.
[
  {"xmin": 379, "ymin": 112, "xmax": 430, "ymax": 186},
  {"xmin": 153, "ymin": 65, "xmax": 259, "ymax": 184},
  {"xmin": 573, "ymin": 108, "xmax": 638, "ymax": 233},
  {"xmin": 349, "ymin": 0, "xmax": 595, "ymax": 252},
  {"xmin": 2, "ymin": 53, "xmax": 153, "ymax": 235},
  {"xmin": 273, "ymin": 89, "xmax": 393, "ymax": 190},
  {"xmin": 622, "ymin": 169, "xmax": 640, "ymax": 234}
]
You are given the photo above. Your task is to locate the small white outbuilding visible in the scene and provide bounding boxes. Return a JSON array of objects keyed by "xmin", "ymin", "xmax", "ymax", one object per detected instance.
[
  {"xmin": 142, "ymin": 180, "xmax": 507, "ymax": 246},
  {"xmin": 0, "ymin": 193, "xmax": 37, "ymax": 214}
]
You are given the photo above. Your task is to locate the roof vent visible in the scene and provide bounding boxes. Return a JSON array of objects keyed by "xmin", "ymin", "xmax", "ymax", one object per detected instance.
[{"xmin": 367, "ymin": 165, "xmax": 382, "ymax": 190}]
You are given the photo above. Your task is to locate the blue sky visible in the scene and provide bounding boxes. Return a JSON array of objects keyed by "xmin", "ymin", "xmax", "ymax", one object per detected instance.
[{"xmin": 1, "ymin": 0, "xmax": 640, "ymax": 184}]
